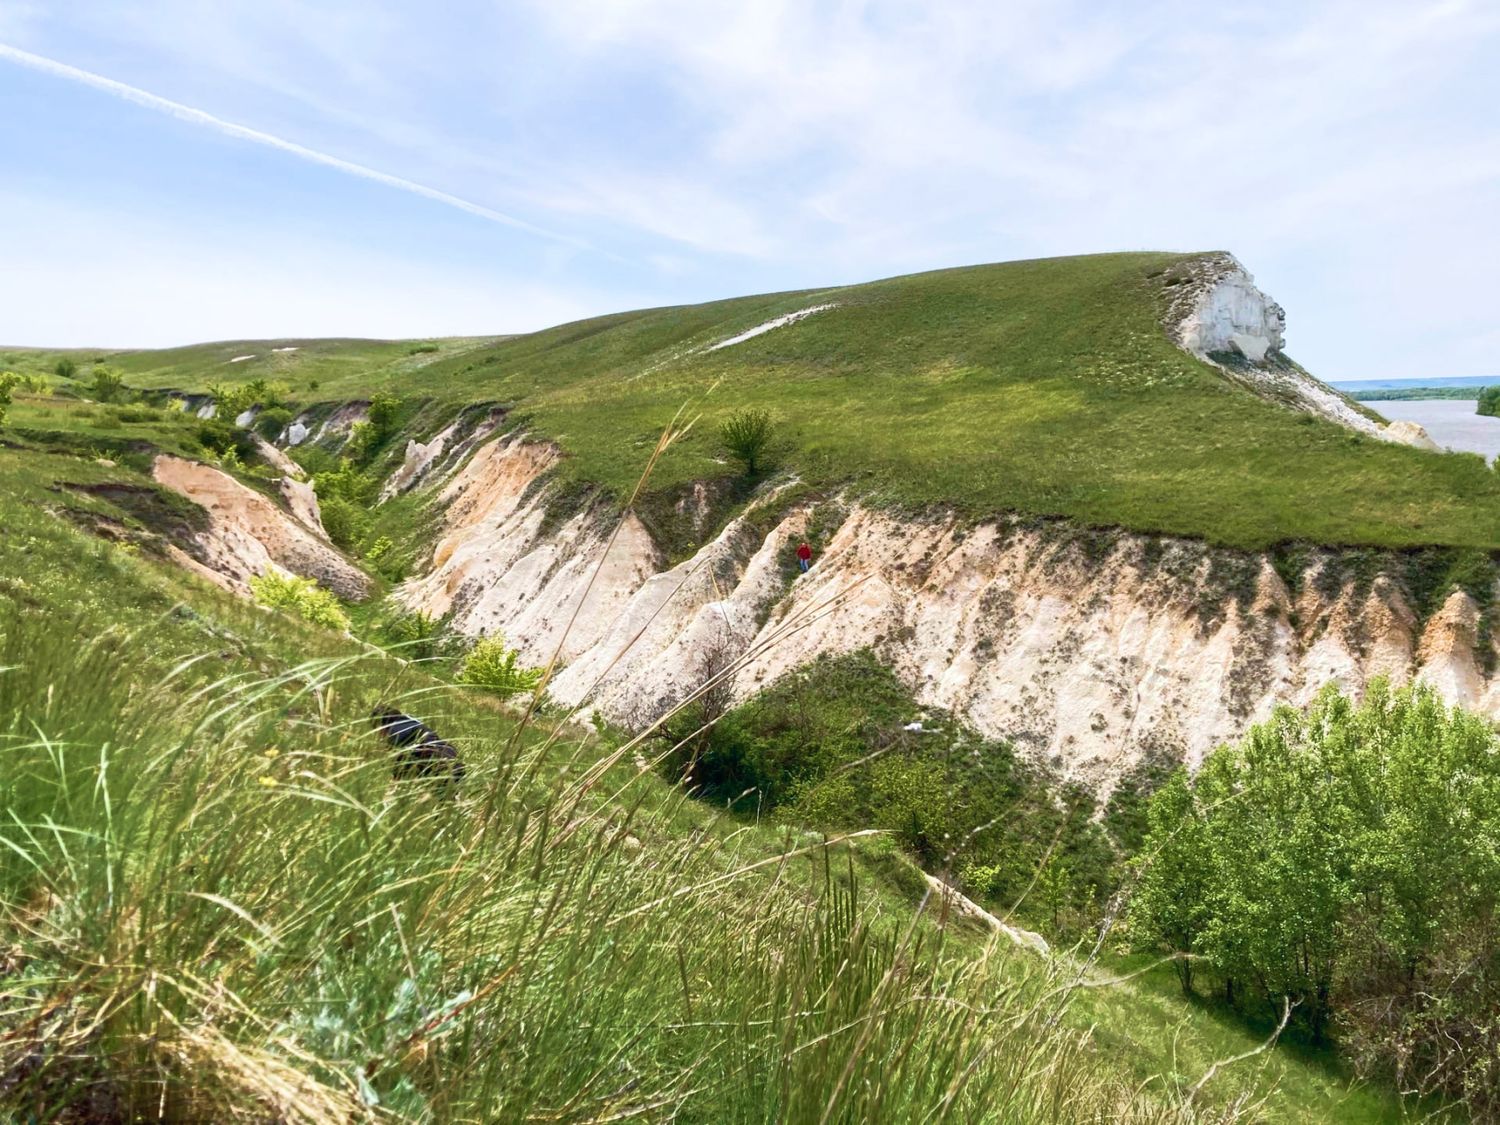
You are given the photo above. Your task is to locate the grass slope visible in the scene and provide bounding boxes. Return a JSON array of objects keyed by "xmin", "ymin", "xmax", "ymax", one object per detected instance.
[
  {"xmin": 17, "ymin": 251, "xmax": 1500, "ymax": 552},
  {"xmin": 0, "ymin": 397, "xmax": 1427, "ymax": 1120}
]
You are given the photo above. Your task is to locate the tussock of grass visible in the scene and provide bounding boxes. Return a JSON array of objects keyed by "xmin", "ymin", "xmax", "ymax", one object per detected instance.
[{"xmin": 0, "ymin": 609, "xmax": 1196, "ymax": 1121}]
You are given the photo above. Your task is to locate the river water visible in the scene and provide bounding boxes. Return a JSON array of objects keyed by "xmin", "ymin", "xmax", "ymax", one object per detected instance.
[{"xmin": 1371, "ymin": 399, "xmax": 1500, "ymax": 462}]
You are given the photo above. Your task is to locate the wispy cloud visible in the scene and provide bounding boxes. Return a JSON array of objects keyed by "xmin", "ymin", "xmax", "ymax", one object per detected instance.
[{"xmin": 0, "ymin": 41, "xmax": 588, "ymax": 250}]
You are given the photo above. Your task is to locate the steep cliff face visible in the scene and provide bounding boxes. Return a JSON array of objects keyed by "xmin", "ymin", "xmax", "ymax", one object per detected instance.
[
  {"xmin": 395, "ymin": 433, "xmax": 1500, "ymax": 788},
  {"xmin": 1163, "ymin": 253, "xmax": 1436, "ymax": 447},
  {"xmin": 151, "ymin": 455, "xmax": 370, "ymax": 600}
]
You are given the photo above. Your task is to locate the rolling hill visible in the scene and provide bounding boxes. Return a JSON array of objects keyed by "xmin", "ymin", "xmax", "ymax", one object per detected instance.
[{"xmin": 8, "ymin": 250, "xmax": 1499, "ymax": 552}]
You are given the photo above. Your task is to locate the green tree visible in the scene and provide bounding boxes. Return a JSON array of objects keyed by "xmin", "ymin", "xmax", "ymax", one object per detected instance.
[
  {"xmin": 1477, "ymin": 385, "xmax": 1500, "ymax": 417},
  {"xmin": 719, "ymin": 408, "xmax": 776, "ymax": 476},
  {"xmin": 1126, "ymin": 770, "xmax": 1212, "ymax": 993},
  {"xmin": 367, "ymin": 392, "xmax": 403, "ymax": 439},
  {"xmin": 0, "ymin": 372, "xmax": 19, "ymax": 428},
  {"xmin": 53, "ymin": 356, "xmax": 77, "ymax": 380},
  {"xmin": 90, "ymin": 366, "xmax": 127, "ymax": 404}
]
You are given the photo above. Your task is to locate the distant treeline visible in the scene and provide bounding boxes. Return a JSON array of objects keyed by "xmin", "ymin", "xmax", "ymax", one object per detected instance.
[{"xmin": 1352, "ymin": 385, "xmax": 1493, "ymax": 401}]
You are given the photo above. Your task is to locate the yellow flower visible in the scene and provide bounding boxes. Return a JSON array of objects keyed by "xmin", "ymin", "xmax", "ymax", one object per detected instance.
[
  {"xmin": 258, "ymin": 775, "xmax": 278, "ymax": 787},
  {"xmin": 263, "ymin": 748, "xmax": 280, "ymax": 759}
]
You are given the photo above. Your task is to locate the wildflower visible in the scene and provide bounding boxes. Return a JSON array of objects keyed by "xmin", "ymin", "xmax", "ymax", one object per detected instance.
[
  {"xmin": 258, "ymin": 775, "xmax": 278, "ymax": 788},
  {"xmin": 263, "ymin": 748, "xmax": 280, "ymax": 759}
]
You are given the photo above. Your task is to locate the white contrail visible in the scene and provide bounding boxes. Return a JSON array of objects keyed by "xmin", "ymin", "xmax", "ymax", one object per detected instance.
[{"xmin": 0, "ymin": 41, "xmax": 584, "ymax": 248}]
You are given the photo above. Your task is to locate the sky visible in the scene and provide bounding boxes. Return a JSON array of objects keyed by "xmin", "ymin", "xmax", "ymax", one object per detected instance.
[{"xmin": 0, "ymin": 1, "xmax": 1496, "ymax": 378}]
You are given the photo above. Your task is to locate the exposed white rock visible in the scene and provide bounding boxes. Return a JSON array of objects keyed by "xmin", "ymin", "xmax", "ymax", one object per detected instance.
[
  {"xmin": 229, "ymin": 354, "xmax": 256, "ymax": 364},
  {"xmin": 708, "ymin": 303, "xmax": 836, "ymax": 351},
  {"xmin": 285, "ymin": 421, "xmax": 310, "ymax": 446},
  {"xmin": 234, "ymin": 407, "xmax": 258, "ymax": 428},
  {"xmin": 1384, "ymin": 420, "xmax": 1440, "ymax": 450},
  {"xmin": 1176, "ymin": 263, "xmax": 1285, "ymax": 358},
  {"xmin": 313, "ymin": 403, "xmax": 369, "ymax": 445},
  {"xmin": 391, "ymin": 434, "xmax": 1500, "ymax": 789},
  {"xmin": 196, "ymin": 403, "xmax": 217, "ymax": 420},
  {"xmin": 1167, "ymin": 254, "xmax": 1384, "ymax": 438},
  {"xmin": 250, "ymin": 435, "xmax": 301, "ymax": 479},
  {"xmin": 152, "ymin": 455, "xmax": 370, "ymax": 600},
  {"xmin": 379, "ymin": 416, "xmax": 470, "ymax": 501},
  {"xmin": 279, "ymin": 476, "xmax": 324, "ymax": 536},
  {"xmin": 396, "ymin": 434, "xmax": 659, "ymax": 664}
]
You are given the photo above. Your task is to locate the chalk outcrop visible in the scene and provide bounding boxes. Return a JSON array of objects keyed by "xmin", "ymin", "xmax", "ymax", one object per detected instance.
[
  {"xmin": 394, "ymin": 434, "xmax": 1500, "ymax": 789},
  {"xmin": 152, "ymin": 455, "xmax": 369, "ymax": 600},
  {"xmin": 1166, "ymin": 254, "xmax": 1386, "ymax": 438}
]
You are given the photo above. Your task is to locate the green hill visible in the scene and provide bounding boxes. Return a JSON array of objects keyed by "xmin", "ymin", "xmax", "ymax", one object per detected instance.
[
  {"xmin": 10, "ymin": 250, "xmax": 1496, "ymax": 552},
  {"xmin": 0, "ymin": 406, "xmax": 1430, "ymax": 1121}
]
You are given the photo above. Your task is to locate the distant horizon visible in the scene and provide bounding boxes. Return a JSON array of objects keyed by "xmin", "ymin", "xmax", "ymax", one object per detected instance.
[{"xmin": 1330, "ymin": 375, "xmax": 1500, "ymax": 391}]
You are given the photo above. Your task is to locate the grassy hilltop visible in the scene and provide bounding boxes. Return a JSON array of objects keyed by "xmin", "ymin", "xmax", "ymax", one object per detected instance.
[{"xmin": 11, "ymin": 250, "xmax": 1500, "ymax": 551}]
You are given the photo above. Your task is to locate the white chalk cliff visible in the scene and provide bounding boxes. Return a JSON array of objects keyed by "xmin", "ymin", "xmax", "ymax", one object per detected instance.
[
  {"xmin": 395, "ymin": 433, "xmax": 1500, "ymax": 789},
  {"xmin": 1164, "ymin": 253, "xmax": 1429, "ymax": 447}
]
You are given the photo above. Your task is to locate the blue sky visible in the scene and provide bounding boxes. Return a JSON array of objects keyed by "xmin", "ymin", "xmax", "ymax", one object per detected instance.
[{"xmin": 1, "ymin": 1, "xmax": 1496, "ymax": 378}]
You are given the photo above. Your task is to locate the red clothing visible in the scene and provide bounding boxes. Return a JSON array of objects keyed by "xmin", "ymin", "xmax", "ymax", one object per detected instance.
[{"xmin": 796, "ymin": 543, "xmax": 812, "ymax": 561}]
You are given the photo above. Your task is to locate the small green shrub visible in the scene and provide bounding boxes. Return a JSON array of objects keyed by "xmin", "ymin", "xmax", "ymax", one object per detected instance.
[
  {"xmin": 318, "ymin": 495, "xmax": 368, "ymax": 552},
  {"xmin": 719, "ymin": 407, "xmax": 776, "ymax": 476},
  {"xmin": 0, "ymin": 372, "xmax": 18, "ymax": 428},
  {"xmin": 109, "ymin": 405, "xmax": 159, "ymax": 424},
  {"xmin": 249, "ymin": 570, "xmax": 350, "ymax": 631},
  {"xmin": 89, "ymin": 366, "xmax": 127, "ymax": 404},
  {"xmin": 255, "ymin": 406, "xmax": 294, "ymax": 441},
  {"xmin": 457, "ymin": 634, "xmax": 543, "ymax": 697},
  {"xmin": 54, "ymin": 356, "xmax": 78, "ymax": 380},
  {"xmin": 409, "ymin": 343, "xmax": 440, "ymax": 355},
  {"xmin": 195, "ymin": 419, "xmax": 256, "ymax": 462},
  {"xmin": 374, "ymin": 605, "xmax": 442, "ymax": 659}
]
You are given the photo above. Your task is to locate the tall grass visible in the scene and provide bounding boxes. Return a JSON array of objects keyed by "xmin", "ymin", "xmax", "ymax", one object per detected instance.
[{"xmin": 0, "ymin": 606, "xmax": 1204, "ymax": 1122}]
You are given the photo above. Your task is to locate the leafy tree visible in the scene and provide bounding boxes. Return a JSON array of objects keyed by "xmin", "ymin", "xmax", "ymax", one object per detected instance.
[
  {"xmin": 0, "ymin": 372, "xmax": 19, "ymax": 428},
  {"xmin": 367, "ymin": 392, "xmax": 403, "ymax": 439},
  {"xmin": 1131, "ymin": 680, "xmax": 1500, "ymax": 1093},
  {"xmin": 90, "ymin": 366, "xmax": 127, "ymax": 404},
  {"xmin": 719, "ymin": 408, "xmax": 776, "ymax": 476},
  {"xmin": 1477, "ymin": 385, "xmax": 1500, "ymax": 417},
  {"xmin": 254, "ymin": 407, "xmax": 294, "ymax": 441},
  {"xmin": 53, "ymin": 356, "xmax": 77, "ymax": 380}
]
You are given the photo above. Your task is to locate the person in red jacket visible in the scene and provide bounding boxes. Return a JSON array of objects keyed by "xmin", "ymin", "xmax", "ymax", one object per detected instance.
[{"xmin": 796, "ymin": 541, "xmax": 813, "ymax": 574}]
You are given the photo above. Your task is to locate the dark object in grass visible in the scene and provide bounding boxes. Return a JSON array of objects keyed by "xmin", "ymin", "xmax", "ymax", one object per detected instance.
[{"xmin": 371, "ymin": 707, "xmax": 465, "ymax": 783}]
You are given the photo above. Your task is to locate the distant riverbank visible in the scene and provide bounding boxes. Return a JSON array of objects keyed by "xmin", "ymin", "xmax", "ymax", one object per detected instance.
[{"xmin": 1376, "ymin": 399, "xmax": 1500, "ymax": 461}]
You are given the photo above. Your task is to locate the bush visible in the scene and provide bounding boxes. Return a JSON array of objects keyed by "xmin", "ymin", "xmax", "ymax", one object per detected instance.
[
  {"xmin": 1129, "ymin": 680, "xmax": 1500, "ymax": 1104},
  {"xmin": 718, "ymin": 408, "xmax": 776, "ymax": 476},
  {"xmin": 54, "ymin": 356, "xmax": 77, "ymax": 380},
  {"xmin": 249, "ymin": 570, "xmax": 350, "ymax": 631},
  {"xmin": 0, "ymin": 372, "xmax": 18, "ymax": 428},
  {"xmin": 318, "ymin": 495, "xmax": 368, "ymax": 552},
  {"xmin": 255, "ymin": 406, "xmax": 293, "ymax": 441},
  {"xmin": 662, "ymin": 650, "xmax": 1115, "ymax": 931},
  {"xmin": 195, "ymin": 419, "xmax": 256, "ymax": 462},
  {"xmin": 457, "ymin": 634, "xmax": 543, "ymax": 697},
  {"xmin": 373, "ymin": 605, "xmax": 442, "ymax": 659},
  {"xmin": 1478, "ymin": 385, "xmax": 1500, "ymax": 417},
  {"xmin": 409, "ymin": 343, "xmax": 440, "ymax": 355},
  {"xmin": 89, "ymin": 366, "xmax": 127, "ymax": 404}
]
